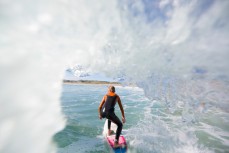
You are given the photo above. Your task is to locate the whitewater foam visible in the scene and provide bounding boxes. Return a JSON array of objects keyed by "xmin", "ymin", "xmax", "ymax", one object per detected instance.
[{"xmin": 1, "ymin": 0, "xmax": 229, "ymax": 153}]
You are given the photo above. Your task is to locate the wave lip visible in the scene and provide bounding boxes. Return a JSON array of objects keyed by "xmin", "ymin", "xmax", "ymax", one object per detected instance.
[{"xmin": 1, "ymin": 0, "xmax": 229, "ymax": 153}]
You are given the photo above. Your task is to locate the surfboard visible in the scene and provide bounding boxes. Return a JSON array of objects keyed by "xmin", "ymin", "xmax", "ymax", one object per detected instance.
[{"xmin": 103, "ymin": 119, "xmax": 127, "ymax": 153}]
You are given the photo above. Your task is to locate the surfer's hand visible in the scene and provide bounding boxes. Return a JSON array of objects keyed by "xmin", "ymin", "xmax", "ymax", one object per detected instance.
[
  {"xmin": 99, "ymin": 115, "xmax": 102, "ymax": 120},
  {"xmin": 122, "ymin": 117, "xmax": 126, "ymax": 123}
]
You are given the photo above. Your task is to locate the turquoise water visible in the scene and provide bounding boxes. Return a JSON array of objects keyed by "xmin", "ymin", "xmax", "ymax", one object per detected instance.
[
  {"xmin": 54, "ymin": 84, "xmax": 229, "ymax": 153},
  {"xmin": 54, "ymin": 84, "xmax": 149, "ymax": 153}
]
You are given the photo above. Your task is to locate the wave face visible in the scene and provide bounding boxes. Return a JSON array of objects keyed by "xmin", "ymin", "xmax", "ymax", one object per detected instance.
[{"xmin": 1, "ymin": 0, "xmax": 229, "ymax": 153}]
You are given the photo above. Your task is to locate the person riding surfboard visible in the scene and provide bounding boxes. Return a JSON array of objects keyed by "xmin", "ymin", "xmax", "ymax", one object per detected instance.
[{"xmin": 98, "ymin": 85, "xmax": 126, "ymax": 148}]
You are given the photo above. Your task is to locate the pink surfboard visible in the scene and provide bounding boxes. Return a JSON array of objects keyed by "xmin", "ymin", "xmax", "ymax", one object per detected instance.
[
  {"xmin": 104, "ymin": 120, "xmax": 127, "ymax": 153},
  {"xmin": 106, "ymin": 135, "xmax": 127, "ymax": 153},
  {"xmin": 107, "ymin": 135, "xmax": 127, "ymax": 148}
]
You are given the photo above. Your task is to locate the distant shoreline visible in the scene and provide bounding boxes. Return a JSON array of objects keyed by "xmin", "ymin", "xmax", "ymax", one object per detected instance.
[{"xmin": 63, "ymin": 80, "xmax": 121, "ymax": 85}]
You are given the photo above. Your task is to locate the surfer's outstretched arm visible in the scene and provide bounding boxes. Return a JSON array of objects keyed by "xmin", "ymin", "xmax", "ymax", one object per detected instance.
[
  {"xmin": 98, "ymin": 96, "xmax": 106, "ymax": 119},
  {"xmin": 117, "ymin": 96, "xmax": 126, "ymax": 123}
]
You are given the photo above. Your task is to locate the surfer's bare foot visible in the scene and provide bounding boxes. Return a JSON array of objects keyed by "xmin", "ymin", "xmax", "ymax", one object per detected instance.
[
  {"xmin": 108, "ymin": 130, "xmax": 114, "ymax": 136},
  {"xmin": 108, "ymin": 129, "xmax": 112, "ymax": 136}
]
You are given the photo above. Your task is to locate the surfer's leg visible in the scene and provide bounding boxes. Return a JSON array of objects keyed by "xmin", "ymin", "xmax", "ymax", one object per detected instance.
[
  {"xmin": 108, "ymin": 120, "xmax": 111, "ymax": 130},
  {"xmin": 109, "ymin": 113, "xmax": 123, "ymax": 142},
  {"xmin": 107, "ymin": 120, "xmax": 112, "ymax": 136}
]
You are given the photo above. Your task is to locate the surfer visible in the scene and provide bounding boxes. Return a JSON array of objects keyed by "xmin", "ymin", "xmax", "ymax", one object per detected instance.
[{"xmin": 98, "ymin": 85, "xmax": 126, "ymax": 148}]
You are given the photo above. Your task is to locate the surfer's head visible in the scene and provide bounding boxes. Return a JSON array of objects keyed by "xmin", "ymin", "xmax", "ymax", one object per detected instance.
[{"xmin": 108, "ymin": 85, "xmax": 115, "ymax": 93}]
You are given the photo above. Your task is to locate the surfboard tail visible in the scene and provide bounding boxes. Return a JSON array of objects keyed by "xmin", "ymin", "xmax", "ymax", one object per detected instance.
[{"xmin": 104, "ymin": 119, "xmax": 127, "ymax": 153}]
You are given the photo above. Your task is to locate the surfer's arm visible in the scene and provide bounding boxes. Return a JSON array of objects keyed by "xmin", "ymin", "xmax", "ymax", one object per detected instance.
[
  {"xmin": 98, "ymin": 96, "xmax": 106, "ymax": 116},
  {"xmin": 117, "ymin": 96, "xmax": 125, "ymax": 119}
]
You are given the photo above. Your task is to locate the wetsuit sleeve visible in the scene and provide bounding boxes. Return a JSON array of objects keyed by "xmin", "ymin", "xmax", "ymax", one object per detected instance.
[
  {"xmin": 98, "ymin": 95, "xmax": 106, "ymax": 115},
  {"xmin": 117, "ymin": 96, "xmax": 125, "ymax": 118}
]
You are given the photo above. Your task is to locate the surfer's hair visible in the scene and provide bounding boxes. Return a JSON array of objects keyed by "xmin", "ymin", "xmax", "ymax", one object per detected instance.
[{"xmin": 109, "ymin": 86, "xmax": 115, "ymax": 92}]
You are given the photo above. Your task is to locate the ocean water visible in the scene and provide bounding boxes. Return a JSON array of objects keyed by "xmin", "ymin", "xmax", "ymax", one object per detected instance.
[
  {"xmin": 54, "ymin": 84, "xmax": 149, "ymax": 153},
  {"xmin": 54, "ymin": 84, "xmax": 229, "ymax": 153}
]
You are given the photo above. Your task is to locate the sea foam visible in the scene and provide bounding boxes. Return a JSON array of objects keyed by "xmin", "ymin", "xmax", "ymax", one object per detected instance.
[{"xmin": 0, "ymin": 0, "xmax": 228, "ymax": 153}]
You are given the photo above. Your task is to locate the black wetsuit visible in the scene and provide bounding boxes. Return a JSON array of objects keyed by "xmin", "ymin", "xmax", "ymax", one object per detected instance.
[{"xmin": 101, "ymin": 95, "xmax": 123, "ymax": 142}]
